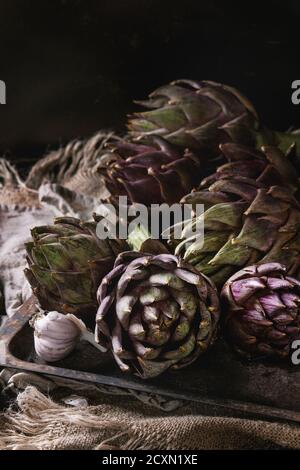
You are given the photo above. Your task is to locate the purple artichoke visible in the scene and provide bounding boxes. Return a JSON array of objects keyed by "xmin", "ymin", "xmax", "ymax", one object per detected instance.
[
  {"xmin": 95, "ymin": 252, "xmax": 220, "ymax": 378},
  {"xmin": 98, "ymin": 136, "xmax": 202, "ymax": 205},
  {"xmin": 221, "ymin": 263, "xmax": 300, "ymax": 359},
  {"xmin": 128, "ymin": 79, "xmax": 258, "ymax": 154},
  {"xmin": 128, "ymin": 79, "xmax": 300, "ymax": 161}
]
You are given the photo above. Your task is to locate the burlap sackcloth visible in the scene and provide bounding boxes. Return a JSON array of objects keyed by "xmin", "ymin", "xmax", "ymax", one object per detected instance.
[
  {"xmin": 0, "ymin": 132, "xmax": 299, "ymax": 450},
  {"xmin": 1, "ymin": 383, "xmax": 300, "ymax": 450}
]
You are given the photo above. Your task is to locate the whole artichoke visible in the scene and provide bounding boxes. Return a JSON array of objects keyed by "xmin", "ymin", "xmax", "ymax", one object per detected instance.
[
  {"xmin": 25, "ymin": 217, "xmax": 128, "ymax": 317},
  {"xmin": 95, "ymin": 252, "xmax": 220, "ymax": 378},
  {"xmin": 128, "ymin": 79, "xmax": 300, "ymax": 161},
  {"xmin": 168, "ymin": 143, "xmax": 300, "ymax": 287},
  {"xmin": 98, "ymin": 136, "xmax": 202, "ymax": 205},
  {"xmin": 221, "ymin": 263, "xmax": 300, "ymax": 360}
]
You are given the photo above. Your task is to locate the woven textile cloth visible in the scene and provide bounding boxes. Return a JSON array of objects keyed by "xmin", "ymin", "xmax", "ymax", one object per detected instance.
[
  {"xmin": 1, "ymin": 385, "xmax": 300, "ymax": 450},
  {"xmin": 0, "ymin": 134, "xmax": 299, "ymax": 450}
]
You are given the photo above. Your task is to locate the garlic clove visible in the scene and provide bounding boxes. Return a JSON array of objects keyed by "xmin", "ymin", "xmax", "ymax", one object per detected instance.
[
  {"xmin": 33, "ymin": 311, "xmax": 80, "ymax": 362},
  {"xmin": 34, "ymin": 311, "xmax": 80, "ymax": 341},
  {"xmin": 32, "ymin": 310, "xmax": 107, "ymax": 363},
  {"xmin": 34, "ymin": 335, "xmax": 77, "ymax": 362}
]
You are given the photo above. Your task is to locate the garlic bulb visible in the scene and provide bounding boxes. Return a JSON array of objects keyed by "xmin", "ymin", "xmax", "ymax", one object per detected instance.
[{"xmin": 33, "ymin": 311, "xmax": 106, "ymax": 363}]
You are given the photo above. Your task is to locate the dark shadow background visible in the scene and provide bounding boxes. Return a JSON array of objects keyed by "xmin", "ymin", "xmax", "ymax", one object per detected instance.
[{"xmin": 0, "ymin": 0, "xmax": 300, "ymax": 168}]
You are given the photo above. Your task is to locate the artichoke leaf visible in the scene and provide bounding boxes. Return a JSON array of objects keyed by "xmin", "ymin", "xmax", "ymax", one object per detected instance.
[
  {"xmin": 148, "ymin": 271, "xmax": 185, "ymax": 289},
  {"xmin": 170, "ymin": 288, "xmax": 197, "ymax": 320},
  {"xmin": 163, "ymin": 333, "xmax": 196, "ymax": 360},
  {"xmin": 139, "ymin": 286, "xmax": 169, "ymax": 305},
  {"xmin": 116, "ymin": 293, "xmax": 139, "ymax": 329},
  {"xmin": 135, "ymin": 357, "xmax": 178, "ymax": 379}
]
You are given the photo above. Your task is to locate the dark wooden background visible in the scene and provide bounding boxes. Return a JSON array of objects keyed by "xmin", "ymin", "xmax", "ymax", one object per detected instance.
[{"xmin": 0, "ymin": 0, "xmax": 299, "ymax": 166}]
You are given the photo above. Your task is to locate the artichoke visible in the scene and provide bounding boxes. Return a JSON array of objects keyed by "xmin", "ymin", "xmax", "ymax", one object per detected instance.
[
  {"xmin": 128, "ymin": 79, "xmax": 300, "ymax": 160},
  {"xmin": 98, "ymin": 136, "xmax": 202, "ymax": 205},
  {"xmin": 25, "ymin": 216, "xmax": 128, "ymax": 317},
  {"xmin": 168, "ymin": 143, "xmax": 300, "ymax": 287},
  {"xmin": 95, "ymin": 251, "xmax": 220, "ymax": 378},
  {"xmin": 221, "ymin": 263, "xmax": 300, "ymax": 360}
]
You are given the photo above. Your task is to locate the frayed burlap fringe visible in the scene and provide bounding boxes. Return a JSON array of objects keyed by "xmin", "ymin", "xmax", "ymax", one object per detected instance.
[
  {"xmin": 0, "ymin": 158, "xmax": 24, "ymax": 188},
  {"xmin": 0, "ymin": 158, "xmax": 40, "ymax": 208},
  {"xmin": 25, "ymin": 131, "xmax": 121, "ymax": 197},
  {"xmin": 0, "ymin": 131, "xmax": 119, "ymax": 206},
  {"xmin": 0, "ymin": 387, "xmax": 124, "ymax": 450},
  {"xmin": 1, "ymin": 386, "xmax": 300, "ymax": 450},
  {"xmin": 0, "ymin": 130, "xmax": 118, "ymax": 207}
]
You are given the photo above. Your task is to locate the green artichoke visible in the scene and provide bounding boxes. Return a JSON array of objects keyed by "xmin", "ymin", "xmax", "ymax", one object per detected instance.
[
  {"xmin": 25, "ymin": 216, "xmax": 128, "ymax": 317},
  {"xmin": 98, "ymin": 136, "xmax": 202, "ymax": 205},
  {"xmin": 95, "ymin": 252, "xmax": 220, "ymax": 378},
  {"xmin": 128, "ymin": 79, "xmax": 300, "ymax": 160},
  {"xmin": 168, "ymin": 143, "xmax": 300, "ymax": 287},
  {"xmin": 221, "ymin": 263, "xmax": 300, "ymax": 360}
]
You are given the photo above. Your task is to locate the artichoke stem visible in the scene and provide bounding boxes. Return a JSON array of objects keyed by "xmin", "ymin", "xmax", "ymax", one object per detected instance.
[{"xmin": 67, "ymin": 314, "xmax": 107, "ymax": 353}]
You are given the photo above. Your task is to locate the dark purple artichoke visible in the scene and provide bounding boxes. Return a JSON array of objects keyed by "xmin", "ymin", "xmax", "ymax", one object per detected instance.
[
  {"xmin": 95, "ymin": 252, "xmax": 220, "ymax": 378},
  {"xmin": 128, "ymin": 80, "xmax": 258, "ymax": 154},
  {"xmin": 128, "ymin": 79, "xmax": 300, "ymax": 162},
  {"xmin": 221, "ymin": 263, "xmax": 300, "ymax": 360},
  {"xmin": 98, "ymin": 136, "xmax": 202, "ymax": 205}
]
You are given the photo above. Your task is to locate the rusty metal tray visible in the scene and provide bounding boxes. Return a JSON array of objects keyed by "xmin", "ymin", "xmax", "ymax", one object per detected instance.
[{"xmin": 1, "ymin": 296, "xmax": 300, "ymax": 423}]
